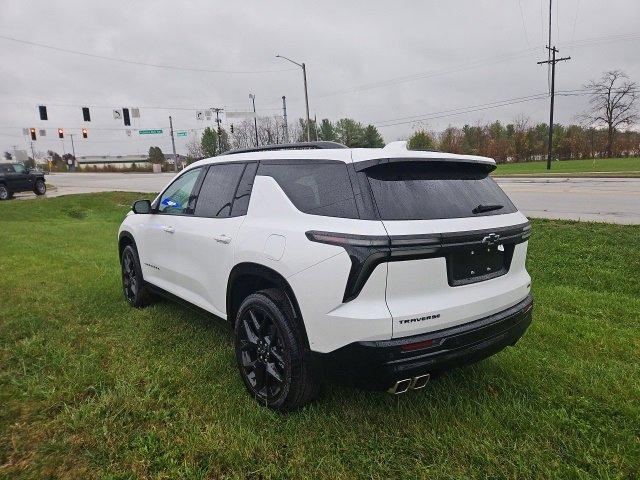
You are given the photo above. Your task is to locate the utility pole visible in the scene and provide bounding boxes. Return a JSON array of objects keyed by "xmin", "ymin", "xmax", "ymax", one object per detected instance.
[
  {"xmin": 302, "ymin": 63, "xmax": 311, "ymax": 142},
  {"xmin": 249, "ymin": 94, "xmax": 259, "ymax": 146},
  {"xmin": 169, "ymin": 115, "xmax": 178, "ymax": 172},
  {"xmin": 69, "ymin": 134, "xmax": 77, "ymax": 172},
  {"xmin": 276, "ymin": 55, "xmax": 311, "ymax": 141},
  {"xmin": 282, "ymin": 96, "xmax": 289, "ymax": 143},
  {"xmin": 212, "ymin": 107, "xmax": 223, "ymax": 153},
  {"xmin": 537, "ymin": 46, "xmax": 571, "ymax": 170}
]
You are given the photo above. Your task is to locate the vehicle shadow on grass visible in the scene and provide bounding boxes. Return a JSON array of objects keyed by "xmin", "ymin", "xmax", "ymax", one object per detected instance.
[{"xmin": 138, "ymin": 295, "xmax": 518, "ymax": 420}]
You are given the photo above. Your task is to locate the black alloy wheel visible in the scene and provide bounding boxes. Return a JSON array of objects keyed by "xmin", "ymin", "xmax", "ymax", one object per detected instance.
[
  {"xmin": 237, "ymin": 305, "xmax": 287, "ymax": 402},
  {"xmin": 234, "ymin": 289, "xmax": 319, "ymax": 411},
  {"xmin": 120, "ymin": 244, "xmax": 152, "ymax": 308},
  {"xmin": 121, "ymin": 248, "xmax": 138, "ymax": 304}
]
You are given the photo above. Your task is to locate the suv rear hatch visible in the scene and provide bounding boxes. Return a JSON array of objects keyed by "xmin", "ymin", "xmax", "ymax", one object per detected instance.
[{"xmin": 360, "ymin": 160, "xmax": 531, "ymax": 338}]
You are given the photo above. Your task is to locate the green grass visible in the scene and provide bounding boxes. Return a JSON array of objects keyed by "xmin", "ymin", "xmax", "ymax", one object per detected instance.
[
  {"xmin": 1, "ymin": 193, "xmax": 639, "ymax": 479},
  {"xmin": 493, "ymin": 157, "xmax": 640, "ymax": 176}
]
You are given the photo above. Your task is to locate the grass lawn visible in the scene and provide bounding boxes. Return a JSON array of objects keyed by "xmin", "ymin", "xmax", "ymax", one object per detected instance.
[
  {"xmin": 1, "ymin": 193, "xmax": 639, "ymax": 479},
  {"xmin": 493, "ymin": 157, "xmax": 640, "ymax": 176}
]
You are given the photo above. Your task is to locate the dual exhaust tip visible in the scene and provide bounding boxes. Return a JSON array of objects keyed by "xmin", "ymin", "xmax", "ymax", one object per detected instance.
[{"xmin": 388, "ymin": 374, "xmax": 430, "ymax": 394}]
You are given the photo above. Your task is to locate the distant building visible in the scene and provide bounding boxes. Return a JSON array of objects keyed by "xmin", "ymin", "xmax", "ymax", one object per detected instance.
[{"xmin": 77, "ymin": 154, "xmax": 150, "ymax": 169}]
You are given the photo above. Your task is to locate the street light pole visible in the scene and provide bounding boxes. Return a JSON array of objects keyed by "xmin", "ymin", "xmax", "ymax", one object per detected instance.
[
  {"xmin": 169, "ymin": 115, "xmax": 178, "ymax": 172},
  {"xmin": 282, "ymin": 95, "xmax": 289, "ymax": 143},
  {"xmin": 276, "ymin": 54, "xmax": 311, "ymax": 142},
  {"xmin": 249, "ymin": 93, "xmax": 259, "ymax": 146}
]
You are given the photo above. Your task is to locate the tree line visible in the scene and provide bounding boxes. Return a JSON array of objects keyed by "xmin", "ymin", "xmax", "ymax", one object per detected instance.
[{"xmin": 178, "ymin": 70, "xmax": 637, "ymax": 164}]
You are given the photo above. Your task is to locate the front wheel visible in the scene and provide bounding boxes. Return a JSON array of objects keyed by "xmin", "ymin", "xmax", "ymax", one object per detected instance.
[
  {"xmin": 121, "ymin": 245, "xmax": 153, "ymax": 308},
  {"xmin": 234, "ymin": 289, "xmax": 319, "ymax": 412},
  {"xmin": 33, "ymin": 179, "xmax": 46, "ymax": 195}
]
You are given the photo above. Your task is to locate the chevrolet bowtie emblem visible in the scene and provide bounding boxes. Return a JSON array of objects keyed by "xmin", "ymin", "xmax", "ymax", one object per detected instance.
[{"xmin": 482, "ymin": 233, "xmax": 501, "ymax": 246}]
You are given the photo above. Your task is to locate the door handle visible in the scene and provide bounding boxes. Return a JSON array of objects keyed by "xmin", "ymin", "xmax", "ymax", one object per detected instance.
[
  {"xmin": 162, "ymin": 226, "xmax": 175, "ymax": 234},
  {"xmin": 213, "ymin": 234, "xmax": 231, "ymax": 244}
]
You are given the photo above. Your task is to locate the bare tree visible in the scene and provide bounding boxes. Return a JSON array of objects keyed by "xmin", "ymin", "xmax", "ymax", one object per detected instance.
[
  {"xmin": 185, "ymin": 133, "xmax": 203, "ymax": 160},
  {"xmin": 581, "ymin": 70, "xmax": 638, "ymax": 157}
]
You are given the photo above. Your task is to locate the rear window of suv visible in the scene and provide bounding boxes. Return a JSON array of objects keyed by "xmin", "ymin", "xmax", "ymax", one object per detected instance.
[
  {"xmin": 258, "ymin": 162, "xmax": 359, "ymax": 218},
  {"xmin": 364, "ymin": 161, "xmax": 517, "ymax": 220}
]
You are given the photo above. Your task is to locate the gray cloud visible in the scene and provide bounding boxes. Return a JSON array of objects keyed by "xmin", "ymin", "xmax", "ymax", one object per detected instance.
[{"xmin": 1, "ymin": 0, "xmax": 639, "ymax": 156}]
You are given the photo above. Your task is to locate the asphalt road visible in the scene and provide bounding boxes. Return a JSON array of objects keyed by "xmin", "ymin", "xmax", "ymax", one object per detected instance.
[{"xmin": 16, "ymin": 172, "xmax": 640, "ymax": 225}]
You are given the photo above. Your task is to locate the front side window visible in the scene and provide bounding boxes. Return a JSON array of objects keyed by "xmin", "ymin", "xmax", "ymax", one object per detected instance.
[
  {"xmin": 258, "ymin": 162, "xmax": 359, "ymax": 218},
  {"xmin": 157, "ymin": 167, "xmax": 203, "ymax": 215},
  {"xmin": 12, "ymin": 164, "xmax": 26, "ymax": 174},
  {"xmin": 365, "ymin": 162, "xmax": 517, "ymax": 220}
]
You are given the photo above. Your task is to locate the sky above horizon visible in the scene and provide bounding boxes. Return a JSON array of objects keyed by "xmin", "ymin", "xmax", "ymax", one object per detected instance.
[{"xmin": 1, "ymin": 0, "xmax": 639, "ymax": 157}]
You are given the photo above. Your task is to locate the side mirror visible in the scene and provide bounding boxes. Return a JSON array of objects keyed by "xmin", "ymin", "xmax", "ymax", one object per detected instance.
[{"xmin": 132, "ymin": 199, "xmax": 152, "ymax": 214}]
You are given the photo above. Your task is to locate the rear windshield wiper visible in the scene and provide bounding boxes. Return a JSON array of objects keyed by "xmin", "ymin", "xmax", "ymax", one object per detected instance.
[{"xmin": 472, "ymin": 204, "xmax": 503, "ymax": 214}]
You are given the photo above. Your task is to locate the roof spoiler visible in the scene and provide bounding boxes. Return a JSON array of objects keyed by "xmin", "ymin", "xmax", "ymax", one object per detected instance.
[{"xmin": 353, "ymin": 157, "xmax": 497, "ymax": 172}]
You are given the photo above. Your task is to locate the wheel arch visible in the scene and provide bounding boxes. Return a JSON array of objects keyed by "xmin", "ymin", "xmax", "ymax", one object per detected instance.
[
  {"xmin": 118, "ymin": 231, "xmax": 137, "ymax": 261},
  {"xmin": 227, "ymin": 262, "xmax": 309, "ymax": 348}
]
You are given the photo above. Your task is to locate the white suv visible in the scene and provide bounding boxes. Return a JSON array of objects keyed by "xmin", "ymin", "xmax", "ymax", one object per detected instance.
[{"xmin": 118, "ymin": 141, "xmax": 533, "ymax": 411}]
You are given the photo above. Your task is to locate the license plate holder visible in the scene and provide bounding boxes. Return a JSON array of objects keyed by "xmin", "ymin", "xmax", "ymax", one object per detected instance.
[{"xmin": 447, "ymin": 244, "xmax": 509, "ymax": 286}]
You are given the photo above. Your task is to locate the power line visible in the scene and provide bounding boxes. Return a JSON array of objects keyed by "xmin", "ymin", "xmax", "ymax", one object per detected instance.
[
  {"xmin": 571, "ymin": 0, "xmax": 580, "ymax": 41},
  {"xmin": 374, "ymin": 93, "xmax": 551, "ymax": 128},
  {"xmin": 0, "ymin": 33, "xmax": 296, "ymax": 74},
  {"xmin": 517, "ymin": 0, "xmax": 531, "ymax": 47}
]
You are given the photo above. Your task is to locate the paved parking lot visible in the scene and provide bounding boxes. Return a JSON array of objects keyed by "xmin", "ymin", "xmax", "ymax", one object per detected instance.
[{"xmin": 15, "ymin": 172, "xmax": 640, "ymax": 224}]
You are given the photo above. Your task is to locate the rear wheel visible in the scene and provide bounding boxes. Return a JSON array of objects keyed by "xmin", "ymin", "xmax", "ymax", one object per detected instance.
[
  {"xmin": 234, "ymin": 289, "xmax": 318, "ymax": 412},
  {"xmin": 33, "ymin": 179, "xmax": 46, "ymax": 195},
  {"xmin": 0, "ymin": 184, "xmax": 9, "ymax": 200},
  {"xmin": 121, "ymin": 245, "xmax": 153, "ymax": 308}
]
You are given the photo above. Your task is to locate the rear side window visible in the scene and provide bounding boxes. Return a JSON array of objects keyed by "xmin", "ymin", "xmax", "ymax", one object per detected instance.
[
  {"xmin": 195, "ymin": 163, "xmax": 246, "ymax": 218},
  {"xmin": 231, "ymin": 162, "xmax": 258, "ymax": 216},
  {"xmin": 258, "ymin": 162, "xmax": 359, "ymax": 218},
  {"xmin": 365, "ymin": 162, "xmax": 517, "ymax": 220}
]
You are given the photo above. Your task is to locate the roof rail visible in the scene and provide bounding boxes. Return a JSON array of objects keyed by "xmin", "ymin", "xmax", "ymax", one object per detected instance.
[{"xmin": 222, "ymin": 141, "xmax": 347, "ymax": 156}]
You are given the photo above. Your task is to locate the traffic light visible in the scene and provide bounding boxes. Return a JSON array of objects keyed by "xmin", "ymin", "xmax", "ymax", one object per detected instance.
[
  {"xmin": 122, "ymin": 108, "xmax": 131, "ymax": 126},
  {"xmin": 82, "ymin": 107, "xmax": 91, "ymax": 122},
  {"xmin": 58, "ymin": 128, "xmax": 64, "ymax": 139},
  {"xmin": 38, "ymin": 106, "xmax": 48, "ymax": 120},
  {"xmin": 82, "ymin": 128, "xmax": 88, "ymax": 139},
  {"xmin": 230, "ymin": 124, "xmax": 234, "ymax": 133},
  {"xmin": 30, "ymin": 128, "xmax": 37, "ymax": 141}
]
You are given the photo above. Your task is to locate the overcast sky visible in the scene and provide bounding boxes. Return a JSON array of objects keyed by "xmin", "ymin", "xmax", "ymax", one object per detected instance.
[{"xmin": 1, "ymin": 0, "xmax": 639, "ymax": 157}]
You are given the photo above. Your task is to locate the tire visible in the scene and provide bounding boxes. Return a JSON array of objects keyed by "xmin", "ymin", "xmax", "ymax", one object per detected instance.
[
  {"xmin": 120, "ymin": 244, "xmax": 153, "ymax": 308},
  {"xmin": 33, "ymin": 179, "xmax": 46, "ymax": 195},
  {"xmin": 0, "ymin": 184, "xmax": 9, "ymax": 201},
  {"xmin": 234, "ymin": 288, "xmax": 319, "ymax": 412}
]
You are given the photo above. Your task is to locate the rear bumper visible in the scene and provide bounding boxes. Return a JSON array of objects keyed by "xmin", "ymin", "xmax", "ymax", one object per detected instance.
[{"xmin": 311, "ymin": 294, "xmax": 533, "ymax": 390}]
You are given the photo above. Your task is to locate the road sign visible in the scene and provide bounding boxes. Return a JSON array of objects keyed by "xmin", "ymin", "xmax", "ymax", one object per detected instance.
[
  {"xmin": 139, "ymin": 129, "xmax": 163, "ymax": 135},
  {"xmin": 227, "ymin": 110, "xmax": 256, "ymax": 119},
  {"xmin": 177, "ymin": 131, "xmax": 187, "ymax": 137}
]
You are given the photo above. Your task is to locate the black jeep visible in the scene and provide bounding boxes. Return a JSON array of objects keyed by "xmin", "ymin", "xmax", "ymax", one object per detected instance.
[{"xmin": 0, "ymin": 163, "xmax": 47, "ymax": 200}]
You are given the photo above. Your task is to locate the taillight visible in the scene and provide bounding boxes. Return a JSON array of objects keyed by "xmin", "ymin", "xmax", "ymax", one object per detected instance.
[
  {"xmin": 306, "ymin": 230, "xmax": 391, "ymax": 302},
  {"xmin": 305, "ymin": 231, "xmax": 389, "ymax": 248}
]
